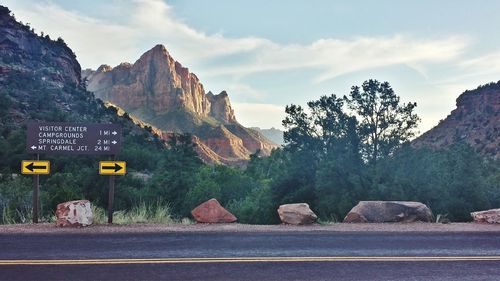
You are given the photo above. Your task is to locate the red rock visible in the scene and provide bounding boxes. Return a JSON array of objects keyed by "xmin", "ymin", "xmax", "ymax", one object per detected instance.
[
  {"xmin": 55, "ymin": 200, "xmax": 93, "ymax": 227},
  {"xmin": 471, "ymin": 209, "xmax": 500, "ymax": 224},
  {"xmin": 191, "ymin": 199, "xmax": 237, "ymax": 223}
]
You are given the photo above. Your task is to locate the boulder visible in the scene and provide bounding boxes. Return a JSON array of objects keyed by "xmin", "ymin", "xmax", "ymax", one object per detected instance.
[
  {"xmin": 343, "ymin": 201, "xmax": 432, "ymax": 223},
  {"xmin": 55, "ymin": 200, "xmax": 93, "ymax": 227},
  {"xmin": 191, "ymin": 198, "xmax": 237, "ymax": 223},
  {"xmin": 278, "ymin": 203, "xmax": 317, "ymax": 225},
  {"xmin": 471, "ymin": 208, "xmax": 500, "ymax": 224}
]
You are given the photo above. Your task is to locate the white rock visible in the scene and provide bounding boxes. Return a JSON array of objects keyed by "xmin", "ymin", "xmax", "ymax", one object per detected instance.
[
  {"xmin": 471, "ymin": 208, "xmax": 500, "ymax": 224},
  {"xmin": 55, "ymin": 200, "xmax": 93, "ymax": 227}
]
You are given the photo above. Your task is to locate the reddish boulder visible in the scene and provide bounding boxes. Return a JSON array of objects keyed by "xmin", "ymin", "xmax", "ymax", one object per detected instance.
[
  {"xmin": 471, "ymin": 209, "xmax": 500, "ymax": 224},
  {"xmin": 55, "ymin": 200, "xmax": 93, "ymax": 227},
  {"xmin": 191, "ymin": 198, "xmax": 237, "ymax": 223}
]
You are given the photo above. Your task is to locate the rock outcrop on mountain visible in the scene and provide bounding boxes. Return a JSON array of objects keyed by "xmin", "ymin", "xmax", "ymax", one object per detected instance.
[
  {"xmin": 0, "ymin": 6, "xmax": 80, "ymax": 86},
  {"xmin": 84, "ymin": 45, "xmax": 277, "ymax": 165},
  {"xmin": 414, "ymin": 82, "xmax": 499, "ymax": 158}
]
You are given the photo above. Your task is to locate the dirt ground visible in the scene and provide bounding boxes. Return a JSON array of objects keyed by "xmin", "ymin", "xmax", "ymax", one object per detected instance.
[{"xmin": 1, "ymin": 222, "xmax": 500, "ymax": 234}]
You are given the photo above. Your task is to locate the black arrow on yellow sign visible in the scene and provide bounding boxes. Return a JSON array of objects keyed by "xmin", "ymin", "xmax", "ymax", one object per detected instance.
[
  {"xmin": 102, "ymin": 163, "xmax": 123, "ymax": 172},
  {"xmin": 99, "ymin": 161, "xmax": 126, "ymax": 175},
  {"xmin": 26, "ymin": 162, "xmax": 46, "ymax": 172},
  {"xmin": 21, "ymin": 160, "xmax": 50, "ymax": 175}
]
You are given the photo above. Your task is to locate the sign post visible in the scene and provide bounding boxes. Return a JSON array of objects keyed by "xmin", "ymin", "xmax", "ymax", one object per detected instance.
[
  {"xmin": 109, "ymin": 156, "xmax": 115, "ymax": 224},
  {"xmin": 33, "ymin": 154, "xmax": 39, "ymax": 223},
  {"xmin": 108, "ymin": 171, "xmax": 115, "ymax": 224},
  {"xmin": 99, "ymin": 159, "xmax": 126, "ymax": 223},
  {"xmin": 21, "ymin": 157, "xmax": 50, "ymax": 223},
  {"xmin": 25, "ymin": 122, "xmax": 123, "ymax": 224}
]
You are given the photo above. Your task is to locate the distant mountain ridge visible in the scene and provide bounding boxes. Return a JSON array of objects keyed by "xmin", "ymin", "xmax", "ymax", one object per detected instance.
[
  {"xmin": 413, "ymin": 82, "xmax": 499, "ymax": 159},
  {"xmin": 250, "ymin": 127, "xmax": 284, "ymax": 146},
  {"xmin": 83, "ymin": 45, "xmax": 277, "ymax": 165}
]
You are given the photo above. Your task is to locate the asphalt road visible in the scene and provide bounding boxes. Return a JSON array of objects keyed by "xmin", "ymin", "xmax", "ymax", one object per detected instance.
[{"xmin": 1, "ymin": 231, "xmax": 500, "ymax": 280}]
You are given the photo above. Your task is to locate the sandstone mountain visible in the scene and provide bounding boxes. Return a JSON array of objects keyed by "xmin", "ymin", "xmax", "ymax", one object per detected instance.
[
  {"xmin": 83, "ymin": 45, "xmax": 277, "ymax": 165},
  {"xmin": 413, "ymin": 82, "xmax": 499, "ymax": 159}
]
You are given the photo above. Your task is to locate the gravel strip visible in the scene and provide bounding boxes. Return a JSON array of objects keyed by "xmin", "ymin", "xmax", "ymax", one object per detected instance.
[{"xmin": 1, "ymin": 222, "xmax": 500, "ymax": 234}]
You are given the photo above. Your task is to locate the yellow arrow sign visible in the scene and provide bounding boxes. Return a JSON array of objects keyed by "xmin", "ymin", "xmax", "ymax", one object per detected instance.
[
  {"xmin": 99, "ymin": 161, "xmax": 126, "ymax": 175},
  {"xmin": 21, "ymin": 160, "xmax": 50, "ymax": 175}
]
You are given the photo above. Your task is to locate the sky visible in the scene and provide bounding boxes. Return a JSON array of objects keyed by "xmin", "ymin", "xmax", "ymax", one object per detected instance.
[{"xmin": 5, "ymin": 0, "xmax": 500, "ymax": 133}]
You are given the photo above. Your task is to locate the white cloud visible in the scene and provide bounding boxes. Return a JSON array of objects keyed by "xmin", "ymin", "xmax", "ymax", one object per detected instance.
[
  {"xmin": 458, "ymin": 51, "xmax": 500, "ymax": 77},
  {"xmin": 128, "ymin": 0, "xmax": 274, "ymax": 62},
  {"xmin": 222, "ymin": 83, "xmax": 267, "ymax": 100},
  {"xmin": 232, "ymin": 103, "xmax": 285, "ymax": 129},
  {"xmin": 209, "ymin": 36, "xmax": 470, "ymax": 84},
  {"xmin": 6, "ymin": 0, "xmax": 470, "ymax": 82}
]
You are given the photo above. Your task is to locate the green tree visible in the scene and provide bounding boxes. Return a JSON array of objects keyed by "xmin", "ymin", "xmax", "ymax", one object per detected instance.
[
  {"xmin": 185, "ymin": 165, "xmax": 257, "ymax": 212},
  {"xmin": 279, "ymin": 95, "xmax": 361, "ymax": 207},
  {"xmin": 146, "ymin": 134, "xmax": 202, "ymax": 216},
  {"xmin": 346, "ymin": 79, "xmax": 420, "ymax": 163},
  {"xmin": 228, "ymin": 185, "xmax": 277, "ymax": 224}
]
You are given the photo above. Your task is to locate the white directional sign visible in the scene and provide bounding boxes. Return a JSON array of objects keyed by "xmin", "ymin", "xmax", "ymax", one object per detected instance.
[{"xmin": 26, "ymin": 122, "xmax": 122, "ymax": 155}]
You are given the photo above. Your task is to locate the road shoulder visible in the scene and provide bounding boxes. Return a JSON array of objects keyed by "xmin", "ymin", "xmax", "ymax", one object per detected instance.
[{"xmin": 1, "ymin": 222, "xmax": 500, "ymax": 234}]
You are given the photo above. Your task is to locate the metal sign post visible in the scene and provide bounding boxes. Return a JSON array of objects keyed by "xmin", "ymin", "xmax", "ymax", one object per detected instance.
[
  {"xmin": 21, "ymin": 156, "xmax": 50, "ymax": 223},
  {"xmin": 99, "ymin": 159, "xmax": 127, "ymax": 223},
  {"xmin": 108, "ymin": 156, "xmax": 115, "ymax": 224},
  {"xmin": 32, "ymin": 154, "xmax": 39, "ymax": 223}
]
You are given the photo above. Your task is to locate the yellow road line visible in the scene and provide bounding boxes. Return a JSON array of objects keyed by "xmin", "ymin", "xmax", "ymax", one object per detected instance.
[{"xmin": 1, "ymin": 256, "xmax": 500, "ymax": 265}]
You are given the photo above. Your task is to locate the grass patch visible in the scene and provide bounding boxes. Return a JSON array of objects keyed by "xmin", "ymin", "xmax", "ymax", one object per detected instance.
[
  {"xmin": 1, "ymin": 201, "xmax": 192, "ymax": 225},
  {"xmin": 92, "ymin": 202, "xmax": 193, "ymax": 225}
]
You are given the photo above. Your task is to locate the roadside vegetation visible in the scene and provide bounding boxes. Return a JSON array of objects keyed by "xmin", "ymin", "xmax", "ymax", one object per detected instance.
[{"xmin": 1, "ymin": 77, "xmax": 499, "ymax": 224}]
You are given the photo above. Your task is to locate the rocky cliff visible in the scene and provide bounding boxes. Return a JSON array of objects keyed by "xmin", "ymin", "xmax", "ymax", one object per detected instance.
[
  {"xmin": 414, "ymin": 82, "xmax": 499, "ymax": 158},
  {"xmin": 0, "ymin": 6, "xmax": 80, "ymax": 86},
  {"xmin": 84, "ymin": 45, "xmax": 276, "ymax": 165}
]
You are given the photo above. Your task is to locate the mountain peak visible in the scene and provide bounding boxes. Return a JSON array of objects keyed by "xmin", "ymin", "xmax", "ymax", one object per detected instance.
[
  {"xmin": 142, "ymin": 44, "xmax": 170, "ymax": 58},
  {"xmin": 96, "ymin": 64, "xmax": 112, "ymax": 72},
  {"xmin": 151, "ymin": 44, "xmax": 168, "ymax": 53}
]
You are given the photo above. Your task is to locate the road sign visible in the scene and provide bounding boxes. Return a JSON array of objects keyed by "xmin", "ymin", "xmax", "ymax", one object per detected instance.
[
  {"xmin": 21, "ymin": 160, "xmax": 50, "ymax": 175},
  {"xmin": 99, "ymin": 161, "xmax": 126, "ymax": 175},
  {"xmin": 26, "ymin": 122, "xmax": 122, "ymax": 155}
]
